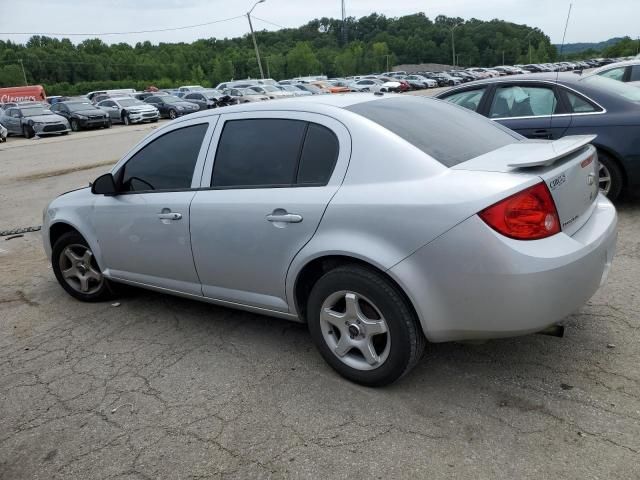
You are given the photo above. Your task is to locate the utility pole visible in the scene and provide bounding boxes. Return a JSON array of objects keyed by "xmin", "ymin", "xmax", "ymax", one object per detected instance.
[
  {"xmin": 19, "ymin": 59, "xmax": 28, "ymax": 86},
  {"xmin": 502, "ymin": 50, "xmax": 505, "ymax": 65},
  {"xmin": 385, "ymin": 54, "xmax": 390, "ymax": 72},
  {"xmin": 265, "ymin": 57, "xmax": 271, "ymax": 78},
  {"xmin": 247, "ymin": 0, "xmax": 266, "ymax": 79},
  {"xmin": 449, "ymin": 23, "xmax": 461, "ymax": 67},
  {"xmin": 525, "ymin": 30, "xmax": 535, "ymax": 64},
  {"xmin": 341, "ymin": 0, "xmax": 347, "ymax": 45}
]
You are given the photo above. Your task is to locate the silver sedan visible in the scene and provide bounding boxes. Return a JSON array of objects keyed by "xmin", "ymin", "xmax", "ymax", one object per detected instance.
[{"xmin": 42, "ymin": 94, "xmax": 617, "ymax": 386}]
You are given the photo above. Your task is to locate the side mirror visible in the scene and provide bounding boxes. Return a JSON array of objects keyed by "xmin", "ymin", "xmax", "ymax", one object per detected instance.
[{"xmin": 91, "ymin": 173, "xmax": 118, "ymax": 195}]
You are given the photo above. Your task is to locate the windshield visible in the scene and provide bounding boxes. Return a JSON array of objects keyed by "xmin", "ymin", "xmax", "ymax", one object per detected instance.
[
  {"xmin": 581, "ymin": 75, "xmax": 640, "ymax": 102},
  {"xmin": 66, "ymin": 102, "xmax": 95, "ymax": 112},
  {"xmin": 261, "ymin": 86, "xmax": 280, "ymax": 92},
  {"xmin": 241, "ymin": 89, "xmax": 261, "ymax": 96},
  {"xmin": 21, "ymin": 106, "xmax": 52, "ymax": 117},
  {"xmin": 117, "ymin": 98, "xmax": 143, "ymax": 107},
  {"xmin": 346, "ymin": 96, "xmax": 518, "ymax": 167},
  {"xmin": 202, "ymin": 89, "xmax": 222, "ymax": 98}
]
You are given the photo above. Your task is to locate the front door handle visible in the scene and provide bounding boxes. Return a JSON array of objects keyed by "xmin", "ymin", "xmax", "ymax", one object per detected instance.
[
  {"xmin": 157, "ymin": 212, "xmax": 182, "ymax": 220},
  {"xmin": 266, "ymin": 213, "xmax": 303, "ymax": 223}
]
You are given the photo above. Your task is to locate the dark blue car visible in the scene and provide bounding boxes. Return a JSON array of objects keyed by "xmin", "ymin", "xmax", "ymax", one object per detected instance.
[{"xmin": 436, "ymin": 73, "xmax": 640, "ymax": 200}]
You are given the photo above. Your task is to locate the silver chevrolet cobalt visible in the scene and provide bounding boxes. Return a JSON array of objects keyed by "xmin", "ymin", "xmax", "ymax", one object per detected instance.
[{"xmin": 42, "ymin": 94, "xmax": 617, "ymax": 386}]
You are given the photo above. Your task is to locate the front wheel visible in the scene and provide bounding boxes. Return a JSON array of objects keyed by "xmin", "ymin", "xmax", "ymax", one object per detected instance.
[
  {"xmin": 168, "ymin": 109, "xmax": 177, "ymax": 119},
  {"xmin": 23, "ymin": 125, "xmax": 34, "ymax": 139},
  {"xmin": 597, "ymin": 151, "xmax": 623, "ymax": 201},
  {"xmin": 105, "ymin": 119, "xmax": 112, "ymax": 128},
  {"xmin": 70, "ymin": 119, "xmax": 79, "ymax": 132},
  {"xmin": 307, "ymin": 265, "xmax": 426, "ymax": 387},
  {"xmin": 123, "ymin": 113, "xmax": 131, "ymax": 126},
  {"xmin": 51, "ymin": 232, "xmax": 114, "ymax": 302}
]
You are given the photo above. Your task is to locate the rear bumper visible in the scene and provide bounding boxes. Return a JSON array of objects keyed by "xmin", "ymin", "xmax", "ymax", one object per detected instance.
[{"xmin": 389, "ymin": 194, "xmax": 617, "ymax": 342}]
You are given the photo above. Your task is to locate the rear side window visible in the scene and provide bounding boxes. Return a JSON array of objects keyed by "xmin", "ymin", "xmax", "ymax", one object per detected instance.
[
  {"xmin": 346, "ymin": 96, "xmax": 518, "ymax": 167},
  {"xmin": 441, "ymin": 87, "xmax": 486, "ymax": 112},
  {"xmin": 212, "ymin": 119, "xmax": 307, "ymax": 187},
  {"xmin": 212, "ymin": 119, "xmax": 339, "ymax": 188},
  {"xmin": 564, "ymin": 91, "xmax": 599, "ymax": 113},
  {"xmin": 489, "ymin": 85, "xmax": 558, "ymax": 118},
  {"xmin": 120, "ymin": 123, "xmax": 208, "ymax": 192}
]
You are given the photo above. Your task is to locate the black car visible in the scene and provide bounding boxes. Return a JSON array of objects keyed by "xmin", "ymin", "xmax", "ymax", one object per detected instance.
[
  {"xmin": 133, "ymin": 91, "xmax": 169, "ymax": 101},
  {"xmin": 436, "ymin": 72, "xmax": 640, "ymax": 199},
  {"xmin": 143, "ymin": 95, "xmax": 200, "ymax": 119},
  {"xmin": 50, "ymin": 101, "xmax": 111, "ymax": 131},
  {"xmin": 182, "ymin": 90, "xmax": 224, "ymax": 109}
]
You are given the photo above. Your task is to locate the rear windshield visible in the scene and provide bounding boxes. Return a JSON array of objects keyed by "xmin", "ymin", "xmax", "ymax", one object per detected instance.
[{"xmin": 346, "ymin": 96, "xmax": 518, "ymax": 167}]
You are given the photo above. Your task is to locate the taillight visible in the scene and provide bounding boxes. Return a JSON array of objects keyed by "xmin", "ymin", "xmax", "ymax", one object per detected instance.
[{"xmin": 479, "ymin": 182, "xmax": 560, "ymax": 240}]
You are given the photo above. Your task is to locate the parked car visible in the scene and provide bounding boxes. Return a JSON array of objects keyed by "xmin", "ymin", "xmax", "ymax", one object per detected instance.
[
  {"xmin": 436, "ymin": 72, "xmax": 640, "ymax": 199},
  {"xmin": 97, "ymin": 97, "xmax": 159, "ymax": 125},
  {"xmin": 247, "ymin": 85, "xmax": 293, "ymax": 99},
  {"xmin": 178, "ymin": 85, "xmax": 205, "ymax": 92},
  {"xmin": 312, "ymin": 81, "xmax": 350, "ymax": 93},
  {"xmin": 144, "ymin": 95, "xmax": 199, "ymax": 119},
  {"xmin": 349, "ymin": 79, "xmax": 384, "ymax": 93},
  {"xmin": 43, "ymin": 94, "xmax": 616, "ymax": 387},
  {"xmin": 290, "ymin": 84, "xmax": 325, "ymax": 95},
  {"xmin": 182, "ymin": 90, "xmax": 225, "ymax": 108},
  {"xmin": 222, "ymin": 88, "xmax": 270, "ymax": 103},
  {"xmin": 405, "ymin": 75, "xmax": 438, "ymax": 88},
  {"xmin": 133, "ymin": 91, "xmax": 169, "ymax": 101},
  {"xmin": 0, "ymin": 122, "xmax": 7, "ymax": 142},
  {"xmin": 589, "ymin": 60, "xmax": 640, "ymax": 87},
  {"xmin": 87, "ymin": 89, "xmax": 135, "ymax": 102},
  {"xmin": 50, "ymin": 101, "xmax": 111, "ymax": 131},
  {"xmin": 277, "ymin": 85, "xmax": 312, "ymax": 96},
  {"xmin": 0, "ymin": 103, "xmax": 70, "ymax": 138}
]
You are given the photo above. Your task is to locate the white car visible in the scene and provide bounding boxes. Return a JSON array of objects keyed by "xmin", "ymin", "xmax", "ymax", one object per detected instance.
[
  {"xmin": 43, "ymin": 94, "xmax": 616, "ymax": 386},
  {"xmin": 0, "ymin": 122, "xmax": 7, "ymax": 142},
  {"xmin": 589, "ymin": 60, "xmax": 640, "ymax": 87},
  {"xmin": 97, "ymin": 97, "xmax": 159, "ymax": 125},
  {"xmin": 349, "ymin": 79, "xmax": 384, "ymax": 92}
]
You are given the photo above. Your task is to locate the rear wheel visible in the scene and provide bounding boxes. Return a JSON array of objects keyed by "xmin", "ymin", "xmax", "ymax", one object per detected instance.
[
  {"xmin": 307, "ymin": 265, "xmax": 425, "ymax": 387},
  {"xmin": 52, "ymin": 232, "xmax": 114, "ymax": 302},
  {"xmin": 597, "ymin": 151, "xmax": 623, "ymax": 201}
]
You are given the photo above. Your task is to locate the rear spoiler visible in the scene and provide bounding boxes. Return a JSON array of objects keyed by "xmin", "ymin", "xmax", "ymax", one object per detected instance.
[
  {"xmin": 504, "ymin": 135, "xmax": 597, "ymax": 168},
  {"xmin": 451, "ymin": 134, "xmax": 598, "ymax": 172}
]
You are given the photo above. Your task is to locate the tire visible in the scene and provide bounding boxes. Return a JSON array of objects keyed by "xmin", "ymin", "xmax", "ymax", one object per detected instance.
[
  {"xmin": 168, "ymin": 109, "xmax": 177, "ymax": 120},
  {"xmin": 123, "ymin": 113, "xmax": 131, "ymax": 126},
  {"xmin": 23, "ymin": 125, "xmax": 34, "ymax": 139},
  {"xmin": 51, "ymin": 231, "xmax": 114, "ymax": 302},
  {"xmin": 105, "ymin": 119, "xmax": 112, "ymax": 129},
  {"xmin": 70, "ymin": 119, "xmax": 79, "ymax": 132},
  {"xmin": 307, "ymin": 264, "xmax": 426, "ymax": 387},
  {"xmin": 597, "ymin": 151, "xmax": 623, "ymax": 201},
  {"xmin": 151, "ymin": 118, "xmax": 158, "ymax": 123}
]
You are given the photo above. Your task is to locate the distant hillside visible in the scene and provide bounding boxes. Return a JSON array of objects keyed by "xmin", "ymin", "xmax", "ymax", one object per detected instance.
[{"xmin": 556, "ymin": 37, "xmax": 624, "ymax": 54}]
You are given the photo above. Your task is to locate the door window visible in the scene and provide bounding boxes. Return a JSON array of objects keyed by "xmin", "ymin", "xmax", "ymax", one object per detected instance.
[
  {"xmin": 442, "ymin": 87, "xmax": 486, "ymax": 112},
  {"xmin": 564, "ymin": 91, "xmax": 599, "ymax": 113},
  {"xmin": 598, "ymin": 67, "xmax": 625, "ymax": 82},
  {"xmin": 629, "ymin": 66, "xmax": 640, "ymax": 82},
  {"xmin": 212, "ymin": 119, "xmax": 306, "ymax": 188},
  {"xmin": 119, "ymin": 123, "xmax": 208, "ymax": 192},
  {"xmin": 211, "ymin": 118, "xmax": 340, "ymax": 188},
  {"xmin": 489, "ymin": 85, "xmax": 557, "ymax": 118}
]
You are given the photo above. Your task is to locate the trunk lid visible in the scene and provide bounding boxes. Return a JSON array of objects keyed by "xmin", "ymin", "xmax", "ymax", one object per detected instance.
[{"xmin": 453, "ymin": 135, "xmax": 600, "ymax": 236}]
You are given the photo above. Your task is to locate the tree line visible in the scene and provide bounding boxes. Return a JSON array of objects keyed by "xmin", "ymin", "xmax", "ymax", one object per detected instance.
[{"xmin": 1, "ymin": 13, "xmax": 563, "ymax": 95}]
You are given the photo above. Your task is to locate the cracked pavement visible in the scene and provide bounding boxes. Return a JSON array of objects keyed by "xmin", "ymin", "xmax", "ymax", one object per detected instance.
[{"xmin": 1, "ymin": 122, "xmax": 639, "ymax": 479}]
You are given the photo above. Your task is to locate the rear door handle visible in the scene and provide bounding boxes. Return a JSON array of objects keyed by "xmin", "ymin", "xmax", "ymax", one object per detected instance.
[
  {"xmin": 531, "ymin": 129, "xmax": 552, "ymax": 139},
  {"xmin": 266, "ymin": 213, "xmax": 303, "ymax": 223},
  {"xmin": 157, "ymin": 212, "xmax": 182, "ymax": 220}
]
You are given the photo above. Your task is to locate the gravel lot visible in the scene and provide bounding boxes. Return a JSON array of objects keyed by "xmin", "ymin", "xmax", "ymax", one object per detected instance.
[{"xmin": 1, "ymin": 106, "xmax": 639, "ymax": 480}]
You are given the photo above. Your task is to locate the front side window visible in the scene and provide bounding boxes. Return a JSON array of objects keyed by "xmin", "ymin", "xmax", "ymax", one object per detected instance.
[
  {"xmin": 598, "ymin": 67, "xmax": 625, "ymax": 82},
  {"xmin": 212, "ymin": 119, "xmax": 307, "ymax": 188},
  {"xmin": 489, "ymin": 85, "xmax": 558, "ymax": 118},
  {"xmin": 119, "ymin": 123, "xmax": 208, "ymax": 192},
  {"xmin": 441, "ymin": 87, "xmax": 486, "ymax": 112}
]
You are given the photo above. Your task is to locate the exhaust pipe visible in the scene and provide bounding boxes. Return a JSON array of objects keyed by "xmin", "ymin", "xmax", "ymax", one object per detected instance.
[{"xmin": 537, "ymin": 325, "xmax": 565, "ymax": 338}]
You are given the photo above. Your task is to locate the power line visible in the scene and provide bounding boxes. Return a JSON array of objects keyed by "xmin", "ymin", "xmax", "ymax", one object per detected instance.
[
  {"xmin": 251, "ymin": 16, "xmax": 288, "ymax": 30},
  {"xmin": 0, "ymin": 15, "xmax": 245, "ymax": 37}
]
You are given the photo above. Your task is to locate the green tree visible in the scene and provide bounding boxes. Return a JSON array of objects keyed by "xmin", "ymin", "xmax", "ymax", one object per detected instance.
[{"xmin": 286, "ymin": 42, "xmax": 321, "ymax": 76}]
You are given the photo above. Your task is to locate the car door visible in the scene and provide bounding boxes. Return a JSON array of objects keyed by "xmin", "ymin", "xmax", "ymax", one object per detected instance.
[
  {"xmin": 485, "ymin": 82, "xmax": 569, "ymax": 139},
  {"xmin": 98, "ymin": 100, "xmax": 119, "ymax": 121},
  {"xmin": 189, "ymin": 111, "xmax": 350, "ymax": 312},
  {"xmin": 6, "ymin": 109, "xmax": 23, "ymax": 133},
  {"xmin": 92, "ymin": 117, "xmax": 217, "ymax": 294}
]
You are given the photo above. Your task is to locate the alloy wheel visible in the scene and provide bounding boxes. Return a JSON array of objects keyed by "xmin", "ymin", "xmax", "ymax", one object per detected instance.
[
  {"xmin": 58, "ymin": 244, "xmax": 104, "ymax": 295},
  {"xmin": 598, "ymin": 161, "xmax": 611, "ymax": 196},
  {"xmin": 319, "ymin": 290, "xmax": 391, "ymax": 371},
  {"xmin": 169, "ymin": 110, "xmax": 177, "ymax": 119}
]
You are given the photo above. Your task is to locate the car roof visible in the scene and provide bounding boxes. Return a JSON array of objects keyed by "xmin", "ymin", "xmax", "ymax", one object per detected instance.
[{"xmin": 590, "ymin": 59, "xmax": 640, "ymax": 74}]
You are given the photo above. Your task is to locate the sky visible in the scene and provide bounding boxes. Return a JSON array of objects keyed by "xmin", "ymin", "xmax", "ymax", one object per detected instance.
[{"xmin": 0, "ymin": 0, "xmax": 636, "ymax": 46}]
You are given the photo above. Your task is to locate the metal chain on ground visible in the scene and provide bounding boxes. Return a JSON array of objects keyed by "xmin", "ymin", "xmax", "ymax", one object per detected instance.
[{"xmin": 0, "ymin": 225, "xmax": 41, "ymax": 237}]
